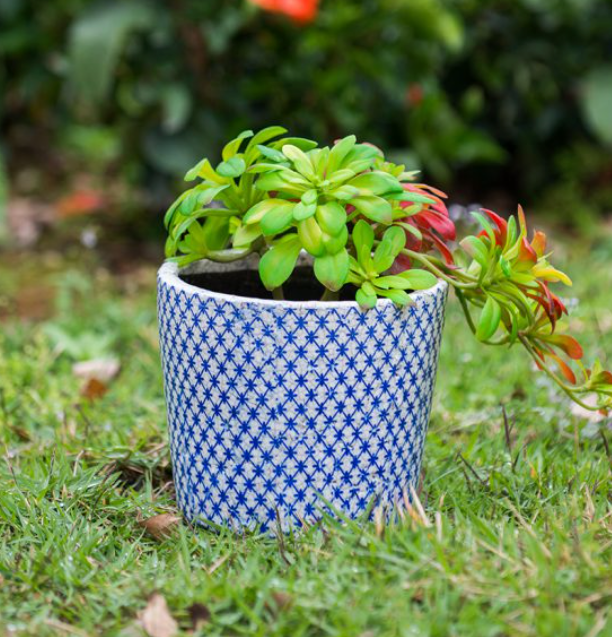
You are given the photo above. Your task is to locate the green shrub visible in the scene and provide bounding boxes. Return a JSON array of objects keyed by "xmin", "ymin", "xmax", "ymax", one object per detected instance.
[{"xmin": 1, "ymin": 0, "xmax": 611, "ymax": 220}]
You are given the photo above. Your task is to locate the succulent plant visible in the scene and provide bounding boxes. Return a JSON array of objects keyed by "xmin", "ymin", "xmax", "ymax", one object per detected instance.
[{"xmin": 164, "ymin": 126, "xmax": 612, "ymax": 413}]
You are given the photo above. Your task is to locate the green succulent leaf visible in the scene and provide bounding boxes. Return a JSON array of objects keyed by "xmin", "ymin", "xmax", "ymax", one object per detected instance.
[
  {"xmin": 247, "ymin": 162, "xmax": 289, "ymax": 174},
  {"xmin": 326, "ymin": 135, "xmax": 357, "ymax": 174},
  {"xmin": 460, "ymin": 236, "xmax": 489, "ymax": 268},
  {"xmin": 322, "ymin": 225, "xmax": 348, "ymax": 255},
  {"xmin": 328, "ymin": 185, "xmax": 360, "ymax": 201},
  {"xmin": 282, "ymin": 144, "xmax": 316, "ymax": 180},
  {"xmin": 184, "ymin": 158, "xmax": 225, "ymax": 183},
  {"xmin": 233, "ymin": 223, "xmax": 262, "ymax": 249},
  {"xmin": 222, "ymin": 130, "xmax": 253, "ymax": 161},
  {"xmin": 343, "ymin": 145, "xmax": 381, "ymax": 173},
  {"xmin": 396, "ymin": 269, "xmax": 438, "ymax": 290},
  {"xmin": 201, "ymin": 216, "xmax": 230, "ymax": 251},
  {"xmin": 351, "ymin": 196, "xmax": 393, "ymax": 224},
  {"xmin": 297, "ymin": 217, "xmax": 325, "ymax": 257},
  {"xmin": 352, "ymin": 219, "xmax": 375, "ymax": 252},
  {"xmin": 326, "ymin": 169, "xmax": 357, "ymax": 187},
  {"xmin": 301, "ymin": 189, "xmax": 318, "ymax": 206},
  {"xmin": 372, "ymin": 226, "xmax": 406, "ymax": 272},
  {"xmin": 476, "ymin": 296, "xmax": 502, "ymax": 341},
  {"xmin": 272, "ymin": 137, "xmax": 318, "ymax": 152},
  {"xmin": 258, "ymin": 235, "xmax": 302, "ymax": 291},
  {"xmin": 316, "ymin": 202, "xmax": 347, "ymax": 236},
  {"xmin": 246, "ymin": 126, "xmax": 287, "ymax": 151},
  {"xmin": 349, "ymin": 171, "xmax": 403, "ymax": 196},
  {"xmin": 314, "ymin": 249, "xmax": 350, "ymax": 291},
  {"xmin": 170, "ymin": 208, "xmax": 235, "ymax": 241},
  {"xmin": 244, "ymin": 199, "xmax": 294, "ymax": 225},
  {"xmin": 178, "ymin": 184, "xmax": 230, "ymax": 216},
  {"xmin": 356, "ymin": 282, "xmax": 377, "ymax": 309},
  {"xmin": 216, "ymin": 156, "xmax": 246, "ymax": 178},
  {"xmin": 260, "ymin": 203, "xmax": 295, "ymax": 236},
  {"xmin": 471, "ymin": 212, "xmax": 497, "ymax": 245},
  {"xmin": 293, "ymin": 201, "xmax": 317, "ymax": 222},
  {"xmin": 255, "ymin": 170, "xmax": 310, "ymax": 196},
  {"xmin": 352, "ymin": 219, "xmax": 374, "ymax": 270},
  {"xmin": 376, "ymin": 288, "xmax": 411, "ymax": 306},
  {"xmin": 255, "ymin": 145, "xmax": 287, "ymax": 163},
  {"xmin": 395, "ymin": 221, "xmax": 423, "ymax": 241}
]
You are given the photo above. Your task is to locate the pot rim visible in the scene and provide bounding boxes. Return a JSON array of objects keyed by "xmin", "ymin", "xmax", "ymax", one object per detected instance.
[{"xmin": 158, "ymin": 259, "xmax": 448, "ymax": 310}]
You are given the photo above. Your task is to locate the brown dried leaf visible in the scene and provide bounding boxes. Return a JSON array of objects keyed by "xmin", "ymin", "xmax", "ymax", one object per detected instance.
[
  {"xmin": 270, "ymin": 591, "xmax": 293, "ymax": 611},
  {"xmin": 81, "ymin": 377, "xmax": 109, "ymax": 401},
  {"xmin": 139, "ymin": 513, "xmax": 181, "ymax": 540},
  {"xmin": 205, "ymin": 554, "xmax": 229, "ymax": 575},
  {"xmin": 74, "ymin": 358, "xmax": 121, "ymax": 401},
  {"xmin": 138, "ymin": 593, "xmax": 178, "ymax": 637},
  {"xmin": 187, "ymin": 603, "xmax": 211, "ymax": 631}
]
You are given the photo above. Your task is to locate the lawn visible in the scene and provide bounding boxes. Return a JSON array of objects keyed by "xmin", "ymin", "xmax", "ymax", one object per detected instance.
[{"xmin": 1, "ymin": 227, "xmax": 612, "ymax": 637}]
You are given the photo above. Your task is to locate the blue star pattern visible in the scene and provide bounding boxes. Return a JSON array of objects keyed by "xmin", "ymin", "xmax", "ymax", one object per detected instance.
[{"xmin": 157, "ymin": 262, "xmax": 448, "ymax": 533}]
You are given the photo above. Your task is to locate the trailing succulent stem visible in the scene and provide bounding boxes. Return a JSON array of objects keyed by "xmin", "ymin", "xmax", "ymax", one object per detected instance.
[{"xmin": 164, "ymin": 126, "xmax": 612, "ymax": 413}]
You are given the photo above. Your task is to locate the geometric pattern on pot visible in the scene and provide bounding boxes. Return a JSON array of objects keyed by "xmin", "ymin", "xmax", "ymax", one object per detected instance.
[{"xmin": 157, "ymin": 261, "xmax": 448, "ymax": 533}]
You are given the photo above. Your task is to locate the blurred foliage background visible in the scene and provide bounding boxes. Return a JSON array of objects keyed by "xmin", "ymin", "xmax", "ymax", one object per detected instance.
[{"xmin": 1, "ymin": 0, "xmax": 612, "ymax": 251}]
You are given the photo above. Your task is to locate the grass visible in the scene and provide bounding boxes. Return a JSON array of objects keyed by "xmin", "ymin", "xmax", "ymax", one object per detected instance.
[{"xmin": 1, "ymin": 230, "xmax": 612, "ymax": 637}]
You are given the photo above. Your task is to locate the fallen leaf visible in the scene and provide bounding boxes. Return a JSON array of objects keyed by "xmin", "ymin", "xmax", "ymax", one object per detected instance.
[
  {"xmin": 187, "ymin": 603, "xmax": 211, "ymax": 631},
  {"xmin": 73, "ymin": 358, "xmax": 121, "ymax": 401},
  {"xmin": 43, "ymin": 619, "xmax": 90, "ymax": 637},
  {"xmin": 270, "ymin": 591, "xmax": 293, "ymax": 610},
  {"xmin": 139, "ymin": 513, "xmax": 181, "ymax": 540},
  {"xmin": 9, "ymin": 425, "xmax": 31, "ymax": 441},
  {"xmin": 73, "ymin": 358, "xmax": 121, "ymax": 383},
  {"xmin": 138, "ymin": 593, "xmax": 178, "ymax": 637},
  {"xmin": 81, "ymin": 377, "xmax": 109, "ymax": 401}
]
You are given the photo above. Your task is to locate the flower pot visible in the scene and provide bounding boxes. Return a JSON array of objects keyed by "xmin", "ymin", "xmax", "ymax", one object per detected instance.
[{"xmin": 157, "ymin": 259, "xmax": 448, "ymax": 533}]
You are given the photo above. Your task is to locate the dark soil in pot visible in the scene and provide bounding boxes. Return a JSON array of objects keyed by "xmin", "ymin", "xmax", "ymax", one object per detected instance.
[{"xmin": 180, "ymin": 265, "xmax": 357, "ymax": 302}]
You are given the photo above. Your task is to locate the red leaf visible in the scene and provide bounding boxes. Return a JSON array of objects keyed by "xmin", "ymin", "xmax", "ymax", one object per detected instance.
[
  {"xmin": 518, "ymin": 237, "xmax": 538, "ymax": 264},
  {"xmin": 413, "ymin": 183, "xmax": 448, "ymax": 199},
  {"xmin": 416, "ymin": 209, "xmax": 456, "ymax": 241},
  {"xmin": 547, "ymin": 352, "xmax": 577, "ymax": 384},
  {"xmin": 389, "ymin": 253, "xmax": 412, "ymax": 274},
  {"xmin": 546, "ymin": 335, "xmax": 584, "ymax": 360},
  {"xmin": 531, "ymin": 230, "xmax": 547, "ymax": 258},
  {"xmin": 482, "ymin": 208, "xmax": 507, "ymax": 246}
]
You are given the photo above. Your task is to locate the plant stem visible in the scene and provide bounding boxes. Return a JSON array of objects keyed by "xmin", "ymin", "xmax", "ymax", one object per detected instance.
[
  {"xmin": 518, "ymin": 335, "xmax": 597, "ymax": 410},
  {"xmin": 321, "ymin": 289, "xmax": 340, "ymax": 302},
  {"xmin": 206, "ymin": 248, "xmax": 256, "ymax": 262},
  {"xmin": 272, "ymin": 286, "xmax": 285, "ymax": 301},
  {"xmin": 455, "ymin": 289, "xmax": 477, "ymax": 335},
  {"xmin": 400, "ymin": 249, "xmax": 477, "ymax": 289}
]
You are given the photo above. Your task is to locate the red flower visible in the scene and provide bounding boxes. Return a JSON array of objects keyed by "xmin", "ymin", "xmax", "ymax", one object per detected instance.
[{"xmin": 249, "ymin": 0, "xmax": 318, "ymax": 23}]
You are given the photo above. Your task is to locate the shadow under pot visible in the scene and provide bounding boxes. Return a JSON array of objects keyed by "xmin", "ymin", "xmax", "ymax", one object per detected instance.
[{"xmin": 157, "ymin": 258, "xmax": 448, "ymax": 533}]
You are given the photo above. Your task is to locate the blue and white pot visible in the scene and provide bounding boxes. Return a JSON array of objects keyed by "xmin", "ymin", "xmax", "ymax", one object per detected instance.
[{"xmin": 157, "ymin": 260, "xmax": 448, "ymax": 533}]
